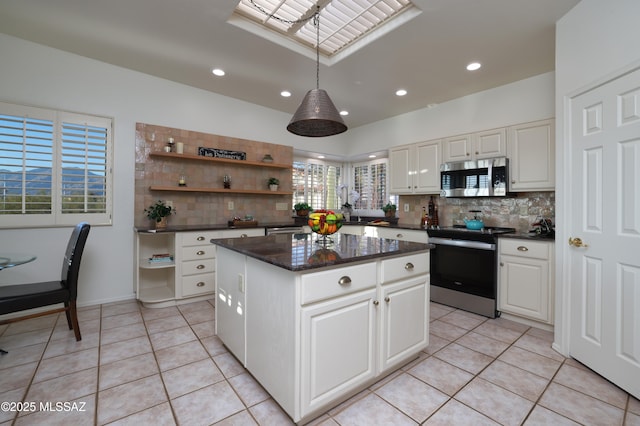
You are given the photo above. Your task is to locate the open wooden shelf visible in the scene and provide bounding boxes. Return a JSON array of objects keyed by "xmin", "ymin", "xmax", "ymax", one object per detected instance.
[
  {"xmin": 149, "ymin": 185, "xmax": 293, "ymax": 195},
  {"xmin": 150, "ymin": 152, "xmax": 291, "ymax": 169}
]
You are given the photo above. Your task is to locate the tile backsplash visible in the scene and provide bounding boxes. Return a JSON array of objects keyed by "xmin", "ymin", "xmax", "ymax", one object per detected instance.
[
  {"xmin": 398, "ymin": 192, "xmax": 555, "ymax": 233},
  {"xmin": 134, "ymin": 123, "xmax": 294, "ymax": 228}
]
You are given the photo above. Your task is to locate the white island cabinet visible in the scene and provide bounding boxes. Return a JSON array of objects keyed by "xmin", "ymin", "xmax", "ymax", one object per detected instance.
[{"xmin": 213, "ymin": 234, "xmax": 430, "ymax": 424}]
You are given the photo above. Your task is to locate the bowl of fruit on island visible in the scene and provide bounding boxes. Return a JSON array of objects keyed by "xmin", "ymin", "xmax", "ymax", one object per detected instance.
[{"xmin": 307, "ymin": 209, "xmax": 344, "ymax": 235}]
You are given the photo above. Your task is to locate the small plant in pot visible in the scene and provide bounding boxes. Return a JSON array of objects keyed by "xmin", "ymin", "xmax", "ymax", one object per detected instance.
[
  {"xmin": 294, "ymin": 202, "xmax": 312, "ymax": 216},
  {"xmin": 144, "ymin": 200, "xmax": 175, "ymax": 229},
  {"xmin": 381, "ymin": 202, "xmax": 397, "ymax": 218},
  {"xmin": 268, "ymin": 177, "xmax": 280, "ymax": 191}
]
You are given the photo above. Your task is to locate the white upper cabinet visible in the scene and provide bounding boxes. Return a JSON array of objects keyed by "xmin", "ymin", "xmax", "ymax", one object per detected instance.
[
  {"xmin": 443, "ymin": 128, "xmax": 507, "ymax": 162},
  {"xmin": 507, "ymin": 119, "xmax": 555, "ymax": 191},
  {"xmin": 389, "ymin": 139, "xmax": 441, "ymax": 195}
]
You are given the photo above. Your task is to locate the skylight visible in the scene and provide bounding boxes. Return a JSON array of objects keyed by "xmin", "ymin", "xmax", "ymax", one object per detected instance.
[{"xmin": 233, "ymin": 0, "xmax": 418, "ymax": 61}]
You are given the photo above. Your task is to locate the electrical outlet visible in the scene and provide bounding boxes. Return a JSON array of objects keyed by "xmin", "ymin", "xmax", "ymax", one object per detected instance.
[
  {"xmin": 404, "ymin": 203, "xmax": 410, "ymax": 212},
  {"xmin": 165, "ymin": 200, "xmax": 173, "ymax": 209},
  {"xmin": 228, "ymin": 201, "xmax": 234, "ymax": 210}
]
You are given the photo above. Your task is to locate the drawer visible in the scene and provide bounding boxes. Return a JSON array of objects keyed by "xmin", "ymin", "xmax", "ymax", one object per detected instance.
[
  {"xmin": 219, "ymin": 228, "xmax": 264, "ymax": 238},
  {"xmin": 182, "ymin": 259, "xmax": 215, "ymax": 276},
  {"xmin": 181, "ymin": 231, "xmax": 223, "ymax": 247},
  {"xmin": 381, "ymin": 253, "xmax": 429, "ymax": 283},
  {"xmin": 181, "ymin": 245, "xmax": 215, "ymax": 261},
  {"xmin": 500, "ymin": 239, "xmax": 550, "ymax": 260},
  {"xmin": 301, "ymin": 263, "xmax": 376, "ymax": 305},
  {"xmin": 182, "ymin": 274, "xmax": 215, "ymax": 297}
]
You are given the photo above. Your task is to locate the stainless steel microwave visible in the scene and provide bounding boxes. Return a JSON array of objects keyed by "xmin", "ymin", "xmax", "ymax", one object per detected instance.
[{"xmin": 440, "ymin": 157, "xmax": 509, "ymax": 197}]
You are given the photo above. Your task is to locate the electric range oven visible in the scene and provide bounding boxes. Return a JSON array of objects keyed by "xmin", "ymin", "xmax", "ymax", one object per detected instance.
[{"xmin": 427, "ymin": 226, "xmax": 515, "ymax": 318}]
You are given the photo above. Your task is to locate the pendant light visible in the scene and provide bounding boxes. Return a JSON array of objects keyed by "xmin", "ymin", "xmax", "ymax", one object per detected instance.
[{"xmin": 287, "ymin": 7, "xmax": 347, "ymax": 137}]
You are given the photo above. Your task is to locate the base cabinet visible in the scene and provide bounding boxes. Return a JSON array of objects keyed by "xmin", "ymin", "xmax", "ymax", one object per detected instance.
[
  {"xmin": 221, "ymin": 249, "xmax": 429, "ymax": 424},
  {"xmin": 135, "ymin": 228, "xmax": 262, "ymax": 307},
  {"xmin": 499, "ymin": 238, "xmax": 555, "ymax": 324}
]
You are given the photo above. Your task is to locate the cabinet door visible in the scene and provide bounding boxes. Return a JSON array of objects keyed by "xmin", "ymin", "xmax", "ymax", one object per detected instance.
[
  {"xmin": 215, "ymin": 248, "xmax": 247, "ymax": 364},
  {"xmin": 415, "ymin": 140, "xmax": 442, "ymax": 194},
  {"xmin": 379, "ymin": 277, "xmax": 428, "ymax": 371},
  {"xmin": 443, "ymin": 134, "xmax": 472, "ymax": 162},
  {"xmin": 475, "ymin": 128, "xmax": 507, "ymax": 159},
  {"xmin": 499, "ymin": 255, "xmax": 550, "ymax": 323},
  {"xmin": 508, "ymin": 119, "xmax": 555, "ymax": 191},
  {"xmin": 389, "ymin": 145, "xmax": 413, "ymax": 194},
  {"xmin": 301, "ymin": 289, "xmax": 376, "ymax": 417}
]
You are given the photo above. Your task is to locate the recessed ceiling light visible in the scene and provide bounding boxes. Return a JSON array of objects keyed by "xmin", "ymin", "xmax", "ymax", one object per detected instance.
[
  {"xmin": 318, "ymin": 155, "xmax": 325, "ymax": 159},
  {"xmin": 212, "ymin": 68, "xmax": 225, "ymax": 76},
  {"xmin": 339, "ymin": 110, "xmax": 349, "ymax": 116},
  {"xmin": 280, "ymin": 91, "xmax": 291, "ymax": 97},
  {"xmin": 466, "ymin": 62, "xmax": 481, "ymax": 71},
  {"xmin": 368, "ymin": 154, "xmax": 376, "ymax": 158},
  {"xmin": 396, "ymin": 89, "xmax": 407, "ymax": 96}
]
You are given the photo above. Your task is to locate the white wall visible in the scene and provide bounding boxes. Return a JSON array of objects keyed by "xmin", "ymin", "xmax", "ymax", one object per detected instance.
[
  {"xmin": 554, "ymin": 0, "xmax": 640, "ymax": 353},
  {"xmin": 345, "ymin": 72, "xmax": 555, "ymax": 158},
  {"xmin": 0, "ymin": 32, "xmax": 556, "ymax": 306}
]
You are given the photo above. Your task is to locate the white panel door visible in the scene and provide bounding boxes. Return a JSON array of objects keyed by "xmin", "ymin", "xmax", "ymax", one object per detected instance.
[{"xmin": 569, "ymin": 67, "xmax": 640, "ymax": 398}]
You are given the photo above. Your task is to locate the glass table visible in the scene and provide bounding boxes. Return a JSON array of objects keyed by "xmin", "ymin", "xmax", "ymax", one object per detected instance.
[
  {"xmin": 0, "ymin": 253, "xmax": 37, "ymax": 270},
  {"xmin": 0, "ymin": 253, "xmax": 37, "ymax": 354}
]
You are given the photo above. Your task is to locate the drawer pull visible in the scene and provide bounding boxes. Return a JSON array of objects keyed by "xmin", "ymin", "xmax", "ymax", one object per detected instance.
[
  {"xmin": 517, "ymin": 246, "xmax": 528, "ymax": 252},
  {"xmin": 384, "ymin": 296, "xmax": 390, "ymax": 303},
  {"xmin": 197, "ymin": 250, "xmax": 205, "ymax": 256},
  {"xmin": 196, "ymin": 264, "xmax": 205, "ymax": 270},
  {"xmin": 338, "ymin": 276, "xmax": 352, "ymax": 286},
  {"xmin": 197, "ymin": 236, "xmax": 205, "ymax": 241},
  {"xmin": 396, "ymin": 233, "xmax": 403, "ymax": 238},
  {"xmin": 241, "ymin": 234, "xmax": 248, "ymax": 238},
  {"xmin": 196, "ymin": 282, "xmax": 205, "ymax": 287},
  {"xmin": 405, "ymin": 262, "xmax": 414, "ymax": 270}
]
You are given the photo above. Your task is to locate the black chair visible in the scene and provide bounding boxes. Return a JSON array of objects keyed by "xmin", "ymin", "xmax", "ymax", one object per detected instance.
[{"xmin": 0, "ymin": 222, "xmax": 90, "ymax": 350}]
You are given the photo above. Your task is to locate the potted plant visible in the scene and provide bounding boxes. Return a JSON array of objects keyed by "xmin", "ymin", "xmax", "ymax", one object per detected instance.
[
  {"xmin": 294, "ymin": 202, "xmax": 312, "ymax": 216},
  {"xmin": 144, "ymin": 200, "xmax": 175, "ymax": 229},
  {"xmin": 268, "ymin": 177, "xmax": 279, "ymax": 191},
  {"xmin": 381, "ymin": 202, "xmax": 397, "ymax": 218}
]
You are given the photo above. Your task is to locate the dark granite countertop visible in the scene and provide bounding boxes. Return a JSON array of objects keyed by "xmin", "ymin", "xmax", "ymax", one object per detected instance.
[
  {"xmin": 211, "ymin": 233, "xmax": 433, "ymax": 272},
  {"xmin": 134, "ymin": 222, "xmax": 299, "ymax": 233}
]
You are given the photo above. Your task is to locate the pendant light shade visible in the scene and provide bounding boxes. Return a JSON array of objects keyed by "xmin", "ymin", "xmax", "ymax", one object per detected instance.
[
  {"xmin": 287, "ymin": 6, "xmax": 347, "ymax": 137},
  {"xmin": 287, "ymin": 89, "xmax": 347, "ymax": 137}
]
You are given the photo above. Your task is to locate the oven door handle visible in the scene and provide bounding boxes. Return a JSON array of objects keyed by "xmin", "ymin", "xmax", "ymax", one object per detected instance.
[{"xmin": 428, "ymin": 237, "xmax": 496, "ymax": 251}]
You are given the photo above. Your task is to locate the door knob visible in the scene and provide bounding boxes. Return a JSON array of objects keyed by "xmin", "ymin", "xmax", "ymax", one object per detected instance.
[{"xmin": 568, "ymin": 237, "xmax": 589, "ymax": 248}]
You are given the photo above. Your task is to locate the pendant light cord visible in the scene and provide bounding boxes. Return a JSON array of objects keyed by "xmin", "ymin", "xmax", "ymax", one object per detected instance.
[{"xmin": 315, "ymin": 6, "xmax": 320, "ymax": 90}]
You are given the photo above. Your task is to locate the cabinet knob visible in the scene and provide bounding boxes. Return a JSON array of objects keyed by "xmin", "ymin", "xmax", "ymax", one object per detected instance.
[
  {"xmin": 405, "ymin": 262, "xmax": 414, "ymax": 270},
  {"xmin": 373, "ymin": 300, "xmax": 379, "ymax": 306},
  {"xmin": 196, "ymin": 264, "xmax": 205, "ymax": 269},
  {"xmin": 466, "ymin": 152, "xmax": 470, "ymax": 156},
  {"xmin": 511, "ymin": 180, "xmax": 516, "ymax": 184},
  {"xmin": 196, "ymin": 282, "xmax": 205, "ymax": 287},
  {"xmin": 500, "ymin": 262, "xmax": 504, "ymax": 267},
  {"xmin": 338, "ymin": 276, "xmax": 351, "ymax": 286},
  {"xmin": 384, "ymin": 296, "xmax": 390, "ymax": 303},
  {"xmin": 475, "ymin": 151, "xmax": 479, "ymax": 155},
  {"xmin": 197, "ymin": 250, "xmax": 205, "ymax": 256},
  {"xmin": 517, "ymin": 246, "xmax": 528, "ymax": 252},
  {"xmin": 197, "ymin": 236, "xmax": 205, "ymax": 241}
]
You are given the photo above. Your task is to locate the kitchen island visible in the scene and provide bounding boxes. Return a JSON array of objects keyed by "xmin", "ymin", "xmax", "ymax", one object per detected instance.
[{"xmin": 211, "ymin": 233, "xmax": 432, "ymax": 424}]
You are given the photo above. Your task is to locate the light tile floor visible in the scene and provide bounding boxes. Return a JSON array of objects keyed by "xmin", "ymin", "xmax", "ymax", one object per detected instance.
[{"xmin": 1, "ymin": 299, "xmax": 638, "ymax": 425}]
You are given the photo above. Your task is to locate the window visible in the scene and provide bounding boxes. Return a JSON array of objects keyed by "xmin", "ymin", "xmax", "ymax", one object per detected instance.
[
  {"xmin": 0, "ymin": 102, "xmax": 112, "ymax": 228},
  {"xmin": 352, "ymin": 158, "xmax": 395, "ymax": 211},
  {"xmin": 292, "ymin": 159, "xmax": 342, "ymax": 210}
]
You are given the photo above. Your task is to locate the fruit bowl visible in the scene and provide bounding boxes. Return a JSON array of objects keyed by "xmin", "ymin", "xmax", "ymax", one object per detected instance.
[{"xmin": 307, "ymin": 210, "xmax": 343, "ymax": 236}]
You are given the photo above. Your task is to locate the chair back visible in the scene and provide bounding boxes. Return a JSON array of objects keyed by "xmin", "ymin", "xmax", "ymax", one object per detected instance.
[{"xmin": 61, "ymin": 222, "xmax": 91, "ymax": 299}]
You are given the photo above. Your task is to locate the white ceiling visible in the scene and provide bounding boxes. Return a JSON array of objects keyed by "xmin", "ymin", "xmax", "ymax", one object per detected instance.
[{"xmin": 0, "ymin": 0, "xmax": 579, "ymax": 129}]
